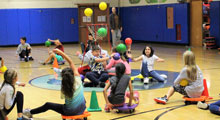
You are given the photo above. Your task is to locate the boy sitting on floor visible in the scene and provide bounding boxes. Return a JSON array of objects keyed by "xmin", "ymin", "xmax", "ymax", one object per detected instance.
[{"xmin": 84, "ymin": 46, "xmax": 110, "ymax": 88}]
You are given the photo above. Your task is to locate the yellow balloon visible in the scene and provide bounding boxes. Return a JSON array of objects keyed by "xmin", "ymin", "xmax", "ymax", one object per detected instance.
[
  {"xmin": 0, "ymin": 66, "xmax": 7, "ymax": 73},
  {"xmin": 180, "ymin": 79, "xmax": 189, "ymax": 87},
  {"xmin": 84, "ymin": 8, "xmax": 93, "ymax": 17},
  {"xmin": 99, "ymin": 2, "xmax": 107, "ymax": 11}
]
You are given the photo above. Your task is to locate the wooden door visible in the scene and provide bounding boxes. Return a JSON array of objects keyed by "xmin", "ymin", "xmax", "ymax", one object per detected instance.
[
  {"xmin": 190, "ymin": 0, "xmax": 203, "ymax": 46},
  {"xmin": 78, "ymin": 3, "xmax": 109, "ymax": 44}
]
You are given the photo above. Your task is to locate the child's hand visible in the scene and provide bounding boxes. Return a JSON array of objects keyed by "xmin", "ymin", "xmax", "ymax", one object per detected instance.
[
  {"xmin": 127, "ymin": 44, "xmax": 131, "ymax": 50},
  {"xmin": 110, "ymin": 53, "xmax": 115, "ymax": 58},
  {"xmin": 102, "ymin": 53, "xmax": 106, "ymax": 58},
  {"xmin": 27, "ymin": 47, "xmax": 31, "ymax": 50},
  {"xmin": 107, "ymin": 103, "xmax": 113, "ymax": 109},
  {"xmin": 76, "ymin": 51, "xmax": 81, "ymax": 56},
  {"xmin": 18, "ymin": 83, "xmax": 26, "ymax": 87},
  {"xmin": 127, "ymin": 54, "xmax": 132, "ymax": 58},
  {"xmin": 48, "ymin": 38, "xmax": 51, "ymax": 41}
]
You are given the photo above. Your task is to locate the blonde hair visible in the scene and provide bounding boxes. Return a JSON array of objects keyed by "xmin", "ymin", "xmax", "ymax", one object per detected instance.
[{"xmin": 183, "ymin": 51, "xmax": 197, "ymax": 81}]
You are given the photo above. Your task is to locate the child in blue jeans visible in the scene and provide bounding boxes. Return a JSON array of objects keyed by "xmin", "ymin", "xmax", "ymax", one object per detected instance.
[
  {"xmin": 129, "ymin": 46, "xmax": 166, "ymax": 84},
  {"xmin": 84, "ymin": 46, "xmax": 110, "ymax": 88},
  {"xmin": 198, "ymin": 101, "xmax": 220, "ymax": 115}
]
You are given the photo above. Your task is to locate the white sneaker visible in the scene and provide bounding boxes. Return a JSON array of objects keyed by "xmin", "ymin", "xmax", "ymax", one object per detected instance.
[
  {"xmin": 144, "ymin": 77, "xmax": 149, "ymax": 84},
  {"xmin": 160, "ymin": 74, "xmax": 167, "ymax": 79},
  {"xmin": 53, "ymin": 68, "xmax": 62, "ymax": 76},
  {"xmin": 23, "ymin": 108, "xmax": 33, "ymax": 118},
  {"xmin": 197, "ymin": 101, "xmax": 209, "ymax": 109}
]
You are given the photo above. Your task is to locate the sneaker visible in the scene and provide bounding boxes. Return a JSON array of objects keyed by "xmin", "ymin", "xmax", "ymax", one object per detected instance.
[
  {"xmin": 160, "ymin": 74, "xmax": 167, "ymax": 79},
  {"xmin": 197, "ymin": 101, "xmax": 209, "ymax": 110},
  {"xmin": 17, "ymin": 116, "xmax": 32, "ymax": 120},
  {"xmin": 40, "ymin": 61, "xmax": 46, "ymax": 65},
  {"xmin": 163, "ymin": 80, "xmax": 167, "ymax": 84},
  {"xmin": 83, "ymin": 82, "xmax": 94, "ymax": 87},
  {"xmin": 53, "ymin": 68, "xmax": 62, "ymax": 75},
  {"xmin": 29, "ymin": 57, "xmax": 34, "ymax": 61},
  {"xmin": 154, "ymin": 95, "xmax": 168, "ymax": 104},
  {"xmin": 24, "ymin": 57, "xmax": 28, "ymax": 62},
  {"xmin": 99, "ymin": 82, "xmax": 106, "ymax": 88},
  {"xmin": 144, "ymin": 77, "xmax": 149, "ymax": 84},
  {"xmin": 23, "ymin": 108, "xmax": 33, "ymax": 118},
  {"xmin": 104, "ymin": 105, "xmax": 110, "ymax": 112},
  {"xmin": 48, "ymin": 61, "xmax": 53, "ymax": 64}
]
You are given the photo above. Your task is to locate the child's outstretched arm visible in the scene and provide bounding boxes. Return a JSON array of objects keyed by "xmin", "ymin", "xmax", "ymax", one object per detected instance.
[
  {"xmin": 157, "ymin": 58, "xmax": 165, "ymax": 62},
  {"xmin": 48, "ymin": 39, "xmax": 62, "ymax": 45},
  {"xmin": 103, "ymin": 82, "xmax": 113, "ymax": 109},
  {"xmin": 128, "ymin": 54, "xmax": 143, "ymax": 62},
  {"xmin": 128, "ymin": 79, "xmax": 134, "ymax": 106},
  {"xmin": 53, "ymin": 49, "xmax": 80, "ymax": 76},
  {"xmin": 95, "ymin": 57, "xmax": 110, "ymax": 63}
]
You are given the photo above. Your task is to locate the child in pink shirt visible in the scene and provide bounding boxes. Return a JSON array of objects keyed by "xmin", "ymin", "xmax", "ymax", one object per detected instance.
[{"xmin": 106, "ymin": 48, "xmax": 131, "ymax": 75}]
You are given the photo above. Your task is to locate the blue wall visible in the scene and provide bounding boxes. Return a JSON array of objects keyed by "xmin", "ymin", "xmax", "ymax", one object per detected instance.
[
  {"xmin": 210, "ymin": 1, "xmax": 220, "ymax": 47},
  {"xmin": 0, "ymin": 8, "xmax": 78, "ymax": 46},
  {"xmin": 120, "ymin": 3, "xmax": 190, "ymax": 44},
  {"xmin": 0, "ymin": 3, "xmax": 190, "ymax": 46}
]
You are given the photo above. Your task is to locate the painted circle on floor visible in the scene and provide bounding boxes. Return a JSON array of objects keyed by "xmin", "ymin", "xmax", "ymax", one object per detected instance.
[{"xmin": 29, "ymin": 69, "xmax": 179, "ymax": 92}]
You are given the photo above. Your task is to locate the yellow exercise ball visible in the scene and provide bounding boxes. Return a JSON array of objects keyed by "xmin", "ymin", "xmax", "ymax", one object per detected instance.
[
  {"xmin": 99, "ymin": 2, "xmax": 107, "ymax": 11},
  {"xmin": 0, "ymin": 66, "xmax": 7, "ymax": 73},
  {"xmin": 180, "ymin": 79, "xmax": 189, "ymax": 87},
  {"xmin": 84, "ymin": 8, "xmax": 93, "ymax": 17}
]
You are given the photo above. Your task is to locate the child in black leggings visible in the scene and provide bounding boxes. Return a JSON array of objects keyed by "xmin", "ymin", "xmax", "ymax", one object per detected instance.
[
  {"xmin": 0, "ymin": 69, "xmax": 29, "ymax": 120},
  {"xmin": 23, "ymin": 49, "xmax": 86, "ymax": 118}
]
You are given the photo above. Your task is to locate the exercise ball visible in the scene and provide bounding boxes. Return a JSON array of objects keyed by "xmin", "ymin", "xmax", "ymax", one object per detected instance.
[
  {"xmin": 113, "ymin": 53, "xmax": 120, "ymax": 60},
  {"xmin": 84, "ymin": 8, "xmax": 93, "ymax": 17},
  {"xmin": 97, "ymin": 27, "xmax": 107, "ymax": 37},
  {"xmin": 0, "ymin": 66, "xmax": 7, "ymax": 73},
  {"xmin": 180, "ymin": 79, "xmax": 189, "ymax": 87},
  {"xmin": 99, "ymin": 2, "xmax": 107, "ymax": 11},
  {"xmin": 125, "ymin": 38, "xmax": 132, "ymax": 45},
  {"xmin": 116, "ymin": 44, "xmax": 127, "ymax": 53},
  {"xmin": 45, "ymin": 41, "xmax": 51, "ymax": 47}
]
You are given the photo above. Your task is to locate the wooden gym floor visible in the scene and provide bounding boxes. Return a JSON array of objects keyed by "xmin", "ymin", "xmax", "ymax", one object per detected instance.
[{"xmin": 0, "ymin": 43, "xmax": 220, "ymax": 120}]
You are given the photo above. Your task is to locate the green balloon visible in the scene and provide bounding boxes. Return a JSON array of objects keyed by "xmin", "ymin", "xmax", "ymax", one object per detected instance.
[
  {"xmin": 116, "ymin": 44, "xmax": 127, "ymax": 53},
  {"xmin": 45, "ymin": 41, "xmax": 51, "ymax": 47},
  {"xmin": 97, "ymin": 28, "xmax": 107, "ymax": 37}
]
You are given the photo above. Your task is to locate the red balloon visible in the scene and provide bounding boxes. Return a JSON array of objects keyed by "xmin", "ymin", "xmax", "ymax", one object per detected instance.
[{"xmin": 125, "ymin": 38, "xmax": 132, "ymax": 45}]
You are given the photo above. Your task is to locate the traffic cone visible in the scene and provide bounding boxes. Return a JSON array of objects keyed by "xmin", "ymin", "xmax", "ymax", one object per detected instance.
[
  {"xmin": 87, "ymin": 91, "xmax": 102, "ymax": 112},
  {"xmin": 53, "ymin": 58, "xmax": 59, "ymax": 69},
  {"xmin": 201, "ymin": 79, "xmax": 213, "ymax": 99}
]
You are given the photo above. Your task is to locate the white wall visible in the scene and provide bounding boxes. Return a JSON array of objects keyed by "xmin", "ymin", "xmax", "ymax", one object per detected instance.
[
  {"xmin": 0, "ymin": 0, "xmax": 118, "ymax": 9},
  {"xmin": 120, "ymin": 0, "xmax": 179, "ymax": 7}
]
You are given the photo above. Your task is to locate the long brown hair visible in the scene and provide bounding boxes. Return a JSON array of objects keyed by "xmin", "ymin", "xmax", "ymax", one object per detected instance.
[
  {"xmin": 61, "ymin": 67, "xmax": 75, "ymax": 98},
  {"xmin": 183, "ymin": 51, "xmax": 197, "ymax": 81},
  {"xmin": 0, "ymin": 69, "xmax": 17, "ymax": 97}
]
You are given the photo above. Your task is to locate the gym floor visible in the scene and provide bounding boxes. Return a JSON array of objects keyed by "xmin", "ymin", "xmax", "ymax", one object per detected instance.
[{"xmin": 0, "ymin": 43, "xmax": 219, "ymax": 120}]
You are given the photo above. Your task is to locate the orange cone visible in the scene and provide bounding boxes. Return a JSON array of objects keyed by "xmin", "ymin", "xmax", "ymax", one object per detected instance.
[
  {"xmin": 202, "ymin": 79, "xmax": 209, "ymax": 96},
  {"xmin": 201, "ymin": 79, "xmax": 213, "ymax": 99},
  {"xmin": 53, "ymin": 58, "xmax": 59, "ymax": 69}
]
